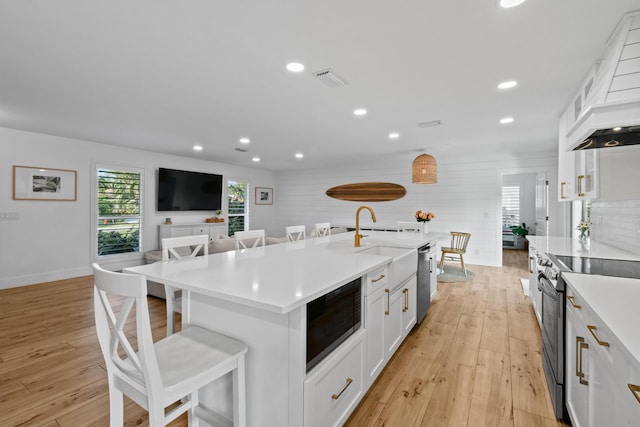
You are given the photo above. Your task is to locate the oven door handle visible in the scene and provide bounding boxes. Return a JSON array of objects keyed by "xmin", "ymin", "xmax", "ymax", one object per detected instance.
[{"xmin": 537, "ymin": 273, "xmax": 558, "ymax": 298}]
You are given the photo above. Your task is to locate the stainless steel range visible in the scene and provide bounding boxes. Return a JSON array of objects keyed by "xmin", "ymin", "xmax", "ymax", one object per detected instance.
[{"xmin": 537, "ymin": 254, "xmax": 640, "ymax": 422}]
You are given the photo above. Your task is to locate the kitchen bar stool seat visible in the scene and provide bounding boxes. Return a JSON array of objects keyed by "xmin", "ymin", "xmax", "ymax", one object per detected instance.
[{"xmin": 92, "ymin": 263, "xmax": 247, "ymax": 426}]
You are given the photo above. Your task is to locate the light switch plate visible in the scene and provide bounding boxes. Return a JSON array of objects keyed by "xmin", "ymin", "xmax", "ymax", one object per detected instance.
[{"xmin": 0, "ymin": 212, "xmax": 19, "ymax": 220}]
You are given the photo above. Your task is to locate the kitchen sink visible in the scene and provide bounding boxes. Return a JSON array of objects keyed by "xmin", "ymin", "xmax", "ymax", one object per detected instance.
[{"xmin": 357, "ymin": 246, "xmax": 417, "ymax": 288}]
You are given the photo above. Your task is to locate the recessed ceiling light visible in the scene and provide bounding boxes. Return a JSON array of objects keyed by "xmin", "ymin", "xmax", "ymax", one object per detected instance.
[
  {"xmin": 613, "ymin": 127, "xmax": 622, "ymax": 131},
  {"xmin": 500, "ymin": 117, "xmax": 514, "ymax": 124},
  {"xmin": 498, "ymin": 0, "xmax": 526, "ymax": 8},
  {"xmin": 252, "ymin": 157, "xmax": 260, "ymax": 162},
  {"xmin": 295, "ymin": 153, "xmax": 304, "ymax": 159},
  {"xmin": 239, "ymin": 137, "xmax": 250, "ymax": 144},
  {"xmin": 389, "ymin": 132, "xmax": 400, "ymax": 139},
  {"xmin": 286, "ymin": 62, "xmax": 305, "ymax": 73},
  {"xmin": 354, "ymin": 108, "xmax": 367, "ymax": 116},
  {"xmin": 193, "ymin": 145, "xmax": 203, "ymax": 151},
  {"xmin": 498, "ymin": 80, "xmax": 518, "ymax": 90}
]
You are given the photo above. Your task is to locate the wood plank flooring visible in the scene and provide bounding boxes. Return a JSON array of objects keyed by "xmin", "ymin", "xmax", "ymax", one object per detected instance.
[
  {"xmin": 0, "ymin": 250, "xmax": 569, "ymax": 426},
  {"xmin": 346, "ymin": 250, "xmax": 568, "ymax": 427}
]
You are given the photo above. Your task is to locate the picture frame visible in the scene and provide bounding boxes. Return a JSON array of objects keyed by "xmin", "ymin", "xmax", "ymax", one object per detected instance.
[
  {"xmin": 255, "ymin": 187, "xmax": 273, "ymax": 205},
  {"xmin": 13, "ymin": 165, "xmax": 77, "ymax": 201}
]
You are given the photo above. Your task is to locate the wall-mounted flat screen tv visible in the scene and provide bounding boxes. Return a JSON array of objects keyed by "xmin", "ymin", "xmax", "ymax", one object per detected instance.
[{"xmin": 157, "ymin": 168, "xmax": 223, "ymax": 211}]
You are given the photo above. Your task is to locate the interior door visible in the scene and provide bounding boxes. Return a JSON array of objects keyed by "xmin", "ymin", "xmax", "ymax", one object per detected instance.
[{"xmin": 535, "ymin": 172, "xmax": 549, "ymax": 236}]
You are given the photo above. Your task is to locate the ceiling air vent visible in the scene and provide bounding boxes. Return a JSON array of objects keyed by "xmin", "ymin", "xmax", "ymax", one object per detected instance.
[
  {"xmin": 313, "ymin": 68, "xmax": 349, "ymax": 88},
  {"xmin": 417, "ymin": 120, "xmax": 442, "ymax": 128},
  {"xmin": 235, "ymin": 147, "xmax": 248, "ymax": 153}
]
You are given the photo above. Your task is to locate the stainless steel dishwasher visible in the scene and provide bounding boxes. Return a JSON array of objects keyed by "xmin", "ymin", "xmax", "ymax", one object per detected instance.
[{"xmin": 416, "ymin": 243, "xmax": 435, "ymax": 324}]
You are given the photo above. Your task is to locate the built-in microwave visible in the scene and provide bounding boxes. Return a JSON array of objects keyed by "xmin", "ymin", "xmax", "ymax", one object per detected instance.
[{"xmin": 306, "ymin": 277, "xmax": 362, "ymax": 372}]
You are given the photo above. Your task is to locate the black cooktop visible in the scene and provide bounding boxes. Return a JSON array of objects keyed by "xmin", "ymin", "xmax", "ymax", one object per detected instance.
[{"xmin": 551, "ymin": 255, "xmax": 640, "ymax": 279}]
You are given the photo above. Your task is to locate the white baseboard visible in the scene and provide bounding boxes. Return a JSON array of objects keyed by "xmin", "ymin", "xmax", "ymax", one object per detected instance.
[{"xmin": 0, "ymin": 266, "xmax": 93, "ymax": 290}]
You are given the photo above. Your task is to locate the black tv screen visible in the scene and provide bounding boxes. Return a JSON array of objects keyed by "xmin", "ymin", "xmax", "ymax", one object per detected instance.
[{"xmin": 157, "ymin": 168, "xmax": 223, "ymax": 211}]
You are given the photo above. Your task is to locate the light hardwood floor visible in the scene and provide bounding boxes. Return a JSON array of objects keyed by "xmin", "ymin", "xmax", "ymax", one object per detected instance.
[{"xmin": 0, "ymin": 250, "xmax": 569, "ymax": 426}]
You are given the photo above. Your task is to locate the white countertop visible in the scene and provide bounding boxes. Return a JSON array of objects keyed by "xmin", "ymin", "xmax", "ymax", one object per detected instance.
[
  {"xmin": 124, "ymin": 231, "xmax": 435, "ymax": 314},
  {"xmin": 527, "ymin": 236, "xmax": 640, "ymax": 260},
  {"xmin": 562, "ymin": 272, "xmax": 640, "ymax": 365}
]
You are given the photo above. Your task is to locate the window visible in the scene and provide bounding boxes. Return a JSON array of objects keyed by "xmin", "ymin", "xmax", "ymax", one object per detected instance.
[
  {"xmin": 502, "ymin": 185, "xmax": 520, "ymax": 227},
  {"xmin": 96, "ymin": 166, "xmax": 143, "ymax": 256},
  {"xmin": 228, "ymin": 180, "xmax": 247, "ymax": 236}
]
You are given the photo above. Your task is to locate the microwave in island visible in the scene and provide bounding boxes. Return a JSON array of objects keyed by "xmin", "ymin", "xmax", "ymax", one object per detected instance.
[{"xmin": 306, "ymin": 277, "xmax": 362, "ymax": 372}]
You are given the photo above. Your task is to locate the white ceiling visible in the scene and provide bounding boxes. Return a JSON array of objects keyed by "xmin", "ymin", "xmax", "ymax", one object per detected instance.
[{"xmin": 1, "ymin": 1, "xmax": 640, "ymax": 171}]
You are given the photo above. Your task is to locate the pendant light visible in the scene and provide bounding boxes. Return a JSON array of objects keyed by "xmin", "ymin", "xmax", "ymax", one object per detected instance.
[{"xmin": 412, "ymin": 153, "xmax": 437, "ymax": 184}]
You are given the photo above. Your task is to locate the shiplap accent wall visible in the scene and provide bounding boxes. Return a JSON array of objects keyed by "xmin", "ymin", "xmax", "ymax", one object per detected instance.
[
  {"xmin": 590, "ymin": 200, "xmax": 640, "ymax": 254},
  {"xmin": 275, "ymin": 152, "xmax": 559, "ymax": 267}
]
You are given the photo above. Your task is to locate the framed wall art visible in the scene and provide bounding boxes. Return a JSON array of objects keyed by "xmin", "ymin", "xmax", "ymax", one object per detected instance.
[
  {"xmin": 13, "ymin": 165, "xmax": 77, "ymax": 201},
  {"xmin": 255, "ymin": 187, "xmax": 273, "ymax": 205}
]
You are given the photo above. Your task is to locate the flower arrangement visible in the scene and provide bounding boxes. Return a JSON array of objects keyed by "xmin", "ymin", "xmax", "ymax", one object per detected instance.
[
  {"xmin": 576, "ymin": 219, "xmax": 591, "ymax": 240},
  {"xmin": 415, "ymin": 210, "xmax": 435, "ymax": 222}
]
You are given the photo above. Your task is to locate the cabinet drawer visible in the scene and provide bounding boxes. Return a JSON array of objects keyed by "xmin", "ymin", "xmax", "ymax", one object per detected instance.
[
  {"xmin": 304, "ymin": 332, "xmax": 364, "ymax": 427},
  {"xmin": 365, "ymin": 265, "xmax": 388, "ymax": 296},
  {"xmin": 622, "ymin": 356, "xmax": 640, "ymax": 423},
  {"xmin": 191, "ymin": 226, "xmax": 210, "ymax": 237}
]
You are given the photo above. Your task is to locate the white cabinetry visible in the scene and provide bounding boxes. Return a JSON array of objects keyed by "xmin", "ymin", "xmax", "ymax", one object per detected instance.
[
  {"xmin": 528, "ymin": 245, "xmax": 542, "ymax": 327},
  {"xmin": 158, "ymin": 222, "xmax": 227, "ymax": 247},
  {"xmin": 304, "ymin": 330, "xmax": 365, "ymax": 427},
  {"xmin": 364, "ymin": 265, "xmax": 389, "ymax": 387},
  {"xmin": 558, "ymin": 109, "xmax": 599, "ymax": 202},
  {"xmin": 401, "ymin": 276, "xmax": 417, "ymax": 337},
  {"xmin": 565, "ymin": 282, "xmax": 640, "ymax": 426},
  {"xmin": 428, "ymin": 246, "xmax": 438, "ymax": 300}
]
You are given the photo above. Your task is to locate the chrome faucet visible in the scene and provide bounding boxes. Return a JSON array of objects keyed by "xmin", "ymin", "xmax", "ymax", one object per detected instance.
[{"xmin": 355, "ymin": 205, "xmax": 377, "ymax": 247}]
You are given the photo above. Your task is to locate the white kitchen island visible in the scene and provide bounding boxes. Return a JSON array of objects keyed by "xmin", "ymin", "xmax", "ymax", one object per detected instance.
[{"xmin": 124, "ymin": 231, "xmax": 434, "ymax": 426}]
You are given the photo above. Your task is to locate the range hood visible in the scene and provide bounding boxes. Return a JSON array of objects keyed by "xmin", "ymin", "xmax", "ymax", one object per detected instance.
[{"xmin": 566, "ymin": 11, "xmax": 640, "ymax": 151}]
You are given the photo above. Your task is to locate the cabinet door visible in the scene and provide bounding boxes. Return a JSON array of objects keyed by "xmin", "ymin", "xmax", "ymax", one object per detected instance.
[
  {"xmin": 401, "ymin": 277, "xmax": 417, "ymax": 338},
  {"xmin": 429, "ymin": 249, "xmax": 438, "ymax": 300},
  {"xmin": 558, "ymin": 110, "xmax": 576, "ymax": 202},
  {"xmin": 574, "ymin": 150, "xmax": 599, "ymax": 199},
  {"xmin": 565, "ymin": 298, "xmax": 589, "ymax": 427},
  {"xmin": 383, "ymin": 287, "xmax": 403, "ymax": 357},
  {"xmin": 364, "ymin": 289, "xmax": 385, "ymax": 387},
  {"xmin": 621, "ymin": 356, "xmax": 640, "ymax": 426}
]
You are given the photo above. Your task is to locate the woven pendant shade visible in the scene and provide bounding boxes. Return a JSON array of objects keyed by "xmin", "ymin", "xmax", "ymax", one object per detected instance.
[{"xmin": 412, "ymin": 153, "xmax": 437, "ymax": 184}]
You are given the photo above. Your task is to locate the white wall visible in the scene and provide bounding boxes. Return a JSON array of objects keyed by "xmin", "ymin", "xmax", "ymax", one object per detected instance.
[
  {"xmin": 502, "ymin": 173, "xmax": 536, "ymax": 231},
  {"xmin": 275, "ymin": 150, "xmax": 559, "ymax": 267},
  {"xmin": 0, "ymin": 126, "xmax": 276, "ymax": 289}
]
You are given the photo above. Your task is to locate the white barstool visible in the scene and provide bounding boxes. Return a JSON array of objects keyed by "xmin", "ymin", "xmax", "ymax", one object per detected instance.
[{"xmin": 92, "ymin": 263, "xmax": 247, "ymax": 426}]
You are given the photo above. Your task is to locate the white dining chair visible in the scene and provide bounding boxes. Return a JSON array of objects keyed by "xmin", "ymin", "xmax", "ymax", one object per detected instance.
[
  {"xmin": 397, "ymin": 221, "xmax": 421, "ymax": 233},
  {"xmin": 161, "ymin": 234, "xmax": 208, "ymax": 335},
  {"xmin": 234, "ymin": 229, "xmax": 266, "ymax": 250},
  {"xmin": 314, "ymin": 222, "xmax": 331, "ymax": 237},
  {"xmin": 285, "ymin": 225, "xmax": 306, "ymax": 242},
  {"xmin": 92, "ymin": 263, "xmax": 247, "ymax": 427}
]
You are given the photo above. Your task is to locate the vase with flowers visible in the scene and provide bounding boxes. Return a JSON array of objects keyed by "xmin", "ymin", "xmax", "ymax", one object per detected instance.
[
  {"xmin": 415, "ymin": 210, "xmax": 435, "ymax": 234},
  {"xmin": 576, "ymin": 219, "xmax": 591, "ymax": 243}
]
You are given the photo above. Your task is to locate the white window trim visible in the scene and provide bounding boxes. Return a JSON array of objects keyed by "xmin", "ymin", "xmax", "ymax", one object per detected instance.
[
  {"xmin": 92, "ymin": 161, "xmax": 145, "ymax": 267},
  {"xmin": 227, "ymin": 179, "xmax": 249, "ymax": 235}
]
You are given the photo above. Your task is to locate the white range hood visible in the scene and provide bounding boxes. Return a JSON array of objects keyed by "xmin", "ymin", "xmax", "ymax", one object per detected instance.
[{"xmin": 566, "ymin": 10, "xmax": 640, "ymax": 151}]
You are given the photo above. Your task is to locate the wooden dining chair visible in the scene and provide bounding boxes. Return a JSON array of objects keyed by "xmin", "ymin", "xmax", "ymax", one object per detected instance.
[
  {"xmin": 234, "ymin": 229, "xmax": 266, "ymax": 250},
  {"xmin": 92, "ymin": 263, "xmax": 248, "ymax": 427},
  {"xmin": 161, "ymin": 234, "xmax": 209, "ymax": 335},
  {"xmin": 439, "ymin": 232, "xmax": 471, "ymax": 276},
  {"xmin": 285, "ymin": 225, "xmax": 306, "ymax": 242},
  {"xmin": 397, "ymin": 221, "xmax": 421, "ymax": 233},
  {"xmin": 314, "ymin": 222, "xmax": 331, "ymax": 237}
]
